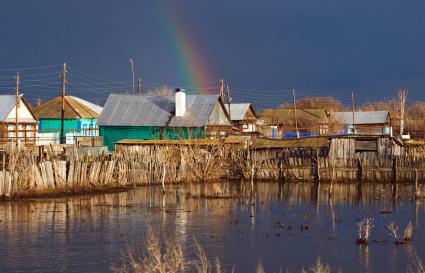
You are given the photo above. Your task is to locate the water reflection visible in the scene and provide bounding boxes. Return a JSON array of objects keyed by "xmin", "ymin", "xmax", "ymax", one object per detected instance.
[{"xmin": 0, "ymin": 182, "xmax": 423, "ymax": 273}]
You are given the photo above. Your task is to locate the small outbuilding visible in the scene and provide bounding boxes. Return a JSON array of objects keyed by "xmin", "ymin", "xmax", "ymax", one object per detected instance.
[{"xmin": 98, "ymin": 89, "xmax": 233, "ymax": 150}]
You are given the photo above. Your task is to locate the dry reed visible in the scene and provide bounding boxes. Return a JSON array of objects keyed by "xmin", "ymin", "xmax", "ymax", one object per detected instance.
[
  {"xmin": 113, "ymin": 227, "xmax": 336, "ymax": 273},
  {"xmin": 403, "ymin": 222, "xmax": 414, "ymax": 241},
  {"xmin": 356, "ymin": 217, "xmax": 374, "ymax": 244}
]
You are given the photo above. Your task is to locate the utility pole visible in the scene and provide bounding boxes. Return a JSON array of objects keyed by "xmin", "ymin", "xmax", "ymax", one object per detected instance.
[
  {"xmin": 15, "ymin": 71, "xmax": 20, "ymax": 147},
  {"xmin": 137, "ymin": 78, "xmax": 141, "ymax": 95},
  {"xmin": 130, "ymin": 59, "xmax": 135, "ymax": 95},
  {"xmin": 352, "ymin": 92, "xmax": 356, "ymax": 135},
  {"xmin": 292, "ymin": 88, "xmax": 299, "ymax": 138},
  {"xmin": 60, "ymin": 63, "xmax": 67, "ymax": 144},
  {"xmin": 219, "ymin": 79, "xmax": 225, "ymax": 101}
]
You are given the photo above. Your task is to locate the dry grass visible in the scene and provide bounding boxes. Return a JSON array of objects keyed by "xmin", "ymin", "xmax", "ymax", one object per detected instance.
[
  {"xmin": 113, "ymin": 227, "xmax": 224, "ymax": 273},
  {"xmin": 113, "ymin": 227, "xmax": 337, "ymax": 273}
]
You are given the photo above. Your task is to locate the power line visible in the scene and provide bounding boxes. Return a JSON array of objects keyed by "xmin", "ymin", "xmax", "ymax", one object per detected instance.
[{"xmin": 0, "ymin": 64, "xmax": 62, "ymax": 71}]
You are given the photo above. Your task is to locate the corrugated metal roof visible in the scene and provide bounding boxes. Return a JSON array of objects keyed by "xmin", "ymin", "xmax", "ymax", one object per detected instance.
[
  {"xmin": 98, "ymin": 94, "xmax": 223, "ymax": 127},
  {"xmin": 223, "ymin": 135, "xmax": 251, "ymax": 144},
  {"xmin": 224, "ymin": 103, "xmax": 253, "ymax": 121},
  {"xmin": 70, "ymin": 96, "xmax": 103, "ymax": 115},
  {"xmin": 333, "ymin": 111, "xmax": 389, "ymax": 125},
  {"xmin": 261, "ymin": 108, "xmax": 328, "ymax": 125},
  {"xmin": 253, "ymin": 137, "xmax": 330, "ymax": 149},
  {"xmin": 0, "ymin": 95, "xmax": 17, "ymax": 121}
]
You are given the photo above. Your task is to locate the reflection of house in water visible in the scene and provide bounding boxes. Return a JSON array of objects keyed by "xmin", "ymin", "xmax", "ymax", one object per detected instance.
[
  {"xmin": 261, "ymin": 108, "xmax": 329, "ymax": 139},
  {"xmin": 332, "ymin": 111, "xmax": 391, "ymax": 135}
]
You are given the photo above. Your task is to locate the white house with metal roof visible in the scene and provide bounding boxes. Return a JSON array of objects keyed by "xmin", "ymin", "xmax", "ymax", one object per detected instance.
[
  {"xmin": 98, "ymin": 89, "xmax": 232, "ymax": 150},
  {"xmin": 224, "ymin": 103, "xmax": 260, "ymax": 133},
  {"xmin": 0, "ymin": 95, "xmax": 38, "ymax": 145}
]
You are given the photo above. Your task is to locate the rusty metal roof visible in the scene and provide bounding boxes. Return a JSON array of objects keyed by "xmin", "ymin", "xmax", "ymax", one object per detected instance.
[
  {"xmin": 34, "ymin": 96, "xmax": 102, "ymax": 119},
  {"xmin": 261, "ymin": 108, "xmax": 328, "ymax": 125},
  {"xmin": 253, "ymin": 137, "xmax": 330, "ymax": 149}
]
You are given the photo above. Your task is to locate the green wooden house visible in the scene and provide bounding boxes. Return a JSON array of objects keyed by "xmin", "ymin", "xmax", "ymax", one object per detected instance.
[
  {"xmin": 98, "ymin": 89, "xmax": 233, "ymax": 150},
  {"xmin": 34, "ymin": 96, "xmax": 103, "ymax": 144}
]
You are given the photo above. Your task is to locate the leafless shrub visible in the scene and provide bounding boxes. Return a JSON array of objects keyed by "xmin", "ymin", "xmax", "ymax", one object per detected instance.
[
  {"xmin": 114, "ymin": 227, "xmax": 227, "ymax": 273},
  {"xmin": 387, "ymin": 221, "xmax": 399, "ymax": 240},
  {"xmin": 403, "ymin": 222, "xmax": 414, "ymax": 241},
  {"xmin": 182, "ymin": 143, "xmax": 227, "ymax": 182},
  {"xmin": 356, "ymin": 217, "xmax": 374, "ymax": 244},
  {"xmin": 145, "ymin": 86, "xmax": 174, "ymax": 96},
  {"xmin": 113, "ymin": 226, "xmax": 185, "ymax": 273}
]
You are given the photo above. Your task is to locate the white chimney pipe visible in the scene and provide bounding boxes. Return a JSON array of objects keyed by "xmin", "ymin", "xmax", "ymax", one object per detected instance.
[{"xmin": 175, "ymin": 88, "xmax": 186, "ymax": 117}]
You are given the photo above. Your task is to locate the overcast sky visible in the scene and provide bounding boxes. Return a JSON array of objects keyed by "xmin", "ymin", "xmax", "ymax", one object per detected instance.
[{"xmin": 0, "ymin": 0, "xmax": 424, "ymax": 108}]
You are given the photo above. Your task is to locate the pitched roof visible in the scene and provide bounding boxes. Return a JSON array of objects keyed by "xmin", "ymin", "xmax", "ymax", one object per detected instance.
[
  {"xmin": 333, "ymin": 111, "xmax": 389, "ymax": 125},
  {"xmin": 224, "ymin": 103, "xmax": 256, "ymax": 121},
  {"xmin": 261, "ymin": 108, "xmax": 328, "ymax": 125},
  {"xmin": 0, "ymin": 95, "xmax": 38, "ymax": 123},
  {"xmin": 0, "ymin": 95, "xmax": 17, "ymax": 121},
  {"xmin": 34, "ymin": 96, "xmax": 102, "ymax": 119},
  {"xmin": 98, "ymin": 94, "xmax": 230, "ymax": 127}
]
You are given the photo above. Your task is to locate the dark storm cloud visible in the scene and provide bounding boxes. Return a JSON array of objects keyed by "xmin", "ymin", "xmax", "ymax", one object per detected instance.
[{"xmin": 0, "ymin": 0, "xmax": 424, "ymax": 107}]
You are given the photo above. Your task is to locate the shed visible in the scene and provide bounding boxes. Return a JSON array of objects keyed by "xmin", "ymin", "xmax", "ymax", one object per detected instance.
[
  {"xmin": 0, "ymin": 95, "xmax": 38, "ymax": 145},
  {"xmin": 98, "ymin": 91, "xmax": 232, "ymax": 150}
]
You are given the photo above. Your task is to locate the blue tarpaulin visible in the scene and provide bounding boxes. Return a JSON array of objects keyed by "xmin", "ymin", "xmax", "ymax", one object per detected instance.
[{"xmin": 282, "ymin": 132, "xmax": 320, "ymax": 139}]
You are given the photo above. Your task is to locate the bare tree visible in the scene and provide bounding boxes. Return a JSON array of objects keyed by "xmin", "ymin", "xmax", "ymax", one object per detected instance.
[
  {"xmin": 393, "ymin": 88, "xmax": 408, "ymax": 136},
  {"xmin": 145, "ymin": 86, "xmax": 174, "ymax": 96}
]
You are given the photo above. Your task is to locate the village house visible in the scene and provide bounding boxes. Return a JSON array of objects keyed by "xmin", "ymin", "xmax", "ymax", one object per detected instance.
[
  {"xmin": 98, "ymin": 89, "xmax": 233, "ymax": 150},
  {"xmin": 34, "ymin": 96, "xmax": 103, "ymax": 144},
  {"xmin": 224, "ymin": 103, "xmax": 261, "ymax": 135},
  {"xmin": 261, "ymin": 108, "xmax": 330, "ymax": 139},
  {"xmin": 0, "ymin": 95, "xmax": 38, "ymax": 145},
  {"xmin": 332, "ymin": 111, "xmax": 391, "ymax": 136}
]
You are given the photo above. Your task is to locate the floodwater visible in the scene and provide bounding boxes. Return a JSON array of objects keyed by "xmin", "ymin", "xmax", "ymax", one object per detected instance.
[{"xmin": 0, "ymin": 182, "xmax": 424, "ymax": 273}]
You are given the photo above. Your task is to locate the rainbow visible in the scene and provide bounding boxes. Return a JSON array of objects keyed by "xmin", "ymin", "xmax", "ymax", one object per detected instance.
[{"xmin": 156, "ymin": 0, "xmax": 217, "ymax": 93}]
